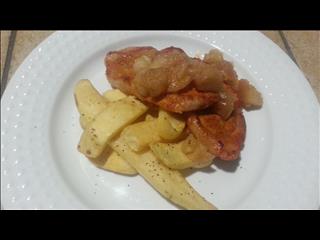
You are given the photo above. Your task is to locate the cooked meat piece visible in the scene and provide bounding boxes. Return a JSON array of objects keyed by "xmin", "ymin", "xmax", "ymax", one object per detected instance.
[
  {"xmin": 105, "ymin": 46, "xmax": 158, "ymax": 95},
  {"xmin": 188, "ymin": 58, "xmax": 223, "ymax": 92},
  {"xmin": 204, "ymin": 49, "xmax": 238, "ymax": 88},
  {"xmin": 187, "ymin": 112, "xmax": 246, "ymax": 161},
  {"xmin": 211, "ymin": 84, "xmax": 241, "ymax": 120},
  {"xmin": 105, "ymin": 47, "xmax": 226, "ymax": 112},
  {"xmin": 187, "ymin": 115, "xmax": 223, "ymax": 156},
  {"xmin": 150, "ymin": 47, "xmax": 192, "ymax": 93},
  {"xmin": 133, "ymin": 67, "xmax": 169, "ymax": 97},
  {"xmin": 105, "ymin": 46, "xmax": 261, "ymax": 161},
  {"xmin": 238, "ymin": 79, "xmax": 263, "ymax": 109},
  {"xmin": 156, "ymin": 88, "xmax": 220, "ymax": 113}
]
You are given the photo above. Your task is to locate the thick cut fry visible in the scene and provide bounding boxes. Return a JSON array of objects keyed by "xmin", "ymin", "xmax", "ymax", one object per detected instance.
[
  {"xmin": 150, "ymin": 142, "xmax": 194, "ymax": 170},
  {"xmin": 74, "ymin": 81, "xmax": 136, "ymax": 175},
  {"xmin": 88, "ymin": 147, "xmax": 137, "ymax": 175},
  {"xmin": 145, "ymin": 114, "xmax": 156, "ymax": 121},
  {"xmin": 87, "ymin": 145, "xmax": 112, "ymax": 167},
  {"xmin": 103, "ymin": 89, "xmax": 127, "ymax": 101},
  {"xmin": 74, "ymin": 79, "xmax": 109, "ymax": 129},
  {"xmin": 150, "ymin": 134, "xmax": 214, "ymax": 170},
  {"xmin": 110, "ymin": 136, "xmax": 216, "ymax": 210},
  {"xmin": 78, "ymin": 96, "xmax": 148, "ymax": 158},
  {"xmin": 121, "ymin": 120, "xmax": 161, "ymax": 152},
  {"xmin": 103, "ymin": 151, "xmax": 137, "ymax": 175},
  {"xmin": 157, "ymin": 110, "xmax": 185, "ymax": 140}
]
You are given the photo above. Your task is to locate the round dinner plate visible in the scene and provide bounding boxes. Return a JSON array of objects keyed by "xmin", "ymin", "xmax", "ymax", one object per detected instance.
[{"xmin": 1, "ymin": 31, "xmax": 319, "ymax": 210}]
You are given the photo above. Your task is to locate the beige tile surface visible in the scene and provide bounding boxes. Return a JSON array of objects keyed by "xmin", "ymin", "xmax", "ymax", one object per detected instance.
[
  {"xmin": 1, "ymin": 31, "xmax": 11, "ymax": 78},
  {"xmin": 283, "ymin": 31, "xmax": 319, "ymax": 102},
  {"xmin": 8, "ymin": 31, "xmax": 54, "ymax": 80}
]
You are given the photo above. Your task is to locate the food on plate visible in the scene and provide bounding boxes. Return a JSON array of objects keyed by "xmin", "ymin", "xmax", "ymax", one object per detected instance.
[
  {"xmin": 106, "ymin": 47, "xmax": 158, "ymax": 95},
  {"xmin": 75, "ymin": 46, "xmax": 263, "ymax": 209},
  {"xmin": 121, "ymin": 119, "xmax": 161, "ymax": 152},
  {"xmin": 157, "ymin": 110, "xmax": 185, "ymax": 140},
  {"xmin": 155, "ymin": 88, "xmax": 220, "ymax": 113},
  {"xmin": 105, "ymin": 46, "xmax": 262, "ymax": 160},
  {"xmin": 110, "ymin": 136, "xmax": 216, "ymax": 210},
  {"xmin": 103, "ymin": 151, "xmax": 138, "ymax": 175},
  {"xmin": 74, "ymin": 79, "xmax": 108, "ymax": 129},
  {"xmin": 211, "ymin": 84, "xmax": 240, "ymax": 120},
  {"xmin": 187, "ymin": 112, "xmax": 246, "ymax": 161},
  {"xmin": 78, "ymin": 96, "xmax": 148, "ymax": 158},
  {"xmin": 106, "ymin": 47, "xmax": 226, "ymax": 113},
  {"xmin": 145, "ymin": 114, "xmax": 156, "ymax": 121},
  {"xmin": 87, "ymin": 146, "xmax": 137, "ymax": 175},
  {"xmin": 103, "ymin": 89, "xmax": 127, "ymax": 101},
  {"xmin": 180, "ymin": 133, "xmax": 215, "ymax": 168},
  {"xmin": 150, "ymin": 133, "xmax": 214, "ymax": 170},
  {"xmin": 105, "ymin": 46, "xmax": 259, "ymax": 114},
  {"xmin": 150, "ymin": 141, "xmax": 194, "ymax": 169},
  {"xmin": 203, "ymin": 49, "xmax": 239, "ymax": 87},
  {"xmin": 74, "ymin": 82, "xmax": 137, "ymax": 174},
  {"xmin": 238, "ymin": 79, "xmax": 263, "ymax": 109}
]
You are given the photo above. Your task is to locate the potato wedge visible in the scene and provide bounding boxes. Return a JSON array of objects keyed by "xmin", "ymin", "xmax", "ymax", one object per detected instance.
[
  {"xmin": 150, "ymin": 142, "xmax": 194, "ymax": 170},
  {"xmin": 87, "ymin": 146, "xmax": 112, "ymax": 167},
  {"xmin": 110, "ymin": 136, "xmax": 216, "ymax": 210},
  {"xmin": 74, "ymin": 79, "xmax": 109, "ymax": 129},
  {"xmin": 150, "ymin": 134, "xmax": 214, "ymax": 170},
  {"xmin": 78, "ymin": 96, "xmax": 148, "ymax": 158},
  {"xmin": 87, "ymin": 147, "xmax": 137, "ymax": 175},
  {"xmin": 181, "ymin": 134, "xmax": 215, "ymax": 168},
  {"xmin": 157, "ymin": 110, "xmax": 185, "ymax": 140},
  {"xmin": 103, "ymin": 89, "xmax": 127, "ymax": 102},
  {"xmin": 75, "ymin": 81, "xmax": 136, "ymax": 175},
  {"xmin": 103, "ymin": 151, "xmax": 137, "ymax": 175},
  {"xmin": 121, "ymin": 119, "xmax": 161, "ymax": 152},
  {"xmin": 145, "ymin": 114, "xmax": 156, "ymax": 121}
]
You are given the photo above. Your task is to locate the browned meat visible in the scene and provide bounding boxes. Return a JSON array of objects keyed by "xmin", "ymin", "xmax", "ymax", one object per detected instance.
[{"xmin": 187, "ymin": 112, "xmax": 246, "ymax": 161}]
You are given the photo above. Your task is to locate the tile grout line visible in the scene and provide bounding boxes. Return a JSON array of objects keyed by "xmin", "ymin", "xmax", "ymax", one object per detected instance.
[
  {"xmin": 1, "ymin": 30, "xmax": 17, "ymax": 98},
  {"xmin": 278, "ymin": 31, "xmax": 299, "ymax": 65}
]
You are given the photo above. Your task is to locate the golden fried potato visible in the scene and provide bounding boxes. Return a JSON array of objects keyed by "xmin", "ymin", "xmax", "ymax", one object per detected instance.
[
  {"xmin": 150, "ymin": 142, "xmax": 194, "ymax": 170},
  {"xmin": 157, "ymin": 110, "xmax": 185, "ymax": 140},
  {"xmin": 121, "ymin": 119, "xmax": 161, "ymax": 152},
  {"xmin": 78, "ymin": 96, "xmax": 148, "ymax": 158},
  {"xmin": 110, "ymin": 136, "xmax": 216, "ymax": 210},
  {"xmin": 145, "ymin": 114, "xmax": 156, "ymax": 121},
  {"xmin": 74, "ymin": 79, "xmax": 109, "ymax": 129},
  {"xmin": 103, "ymin": 151, "xmax": 137, "ymax": 175},
  {"xmin": 150, "ymin": 134, "xmax": 214, "ymax": 170},
  {"xmin": 75, "ymin": 81, "xmax": 136, "ymax": 175},
  {"xmin": 88, "ymin": 147, "xmax": 137, "ymax": 175},
  {"xmin": 181, "ymin": 134, "xmax": 215, "ymax": 168},
  {"xmin": 103, "ymin": 89, "xmax": 127, "ymax": 102}
]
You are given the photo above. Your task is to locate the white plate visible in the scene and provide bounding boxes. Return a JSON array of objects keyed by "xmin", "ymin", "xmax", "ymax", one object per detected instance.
[{"xmin": 1, "ymin": 31, "xmax": 319, "ymax": 210}]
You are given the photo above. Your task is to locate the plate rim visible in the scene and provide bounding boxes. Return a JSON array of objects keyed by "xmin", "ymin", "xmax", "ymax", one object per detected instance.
[{"xmin": 1, "ymin": 31, "xmax": 319, "ymax": 209}]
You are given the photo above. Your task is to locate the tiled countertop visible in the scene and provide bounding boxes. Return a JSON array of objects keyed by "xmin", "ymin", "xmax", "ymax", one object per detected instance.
[{"xmin": 1, "ymin": 31, "xmax": 319, "ymax": 102}]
